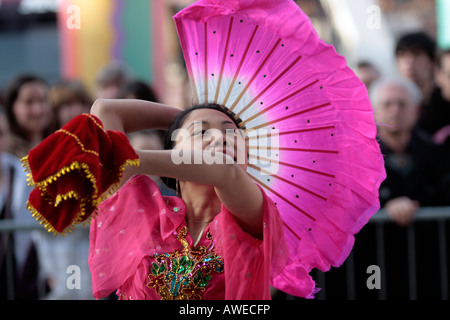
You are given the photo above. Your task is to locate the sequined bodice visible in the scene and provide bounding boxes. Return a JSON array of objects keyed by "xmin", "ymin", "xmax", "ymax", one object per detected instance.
[{"xmin": 145, "ymin": 226, "xmax": 224, "ymax": 300}]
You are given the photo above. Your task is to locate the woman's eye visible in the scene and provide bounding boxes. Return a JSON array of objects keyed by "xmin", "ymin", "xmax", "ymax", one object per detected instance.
[{"xmin": 194, "ymin": 130, "xmax": 207, "ymax": 136}]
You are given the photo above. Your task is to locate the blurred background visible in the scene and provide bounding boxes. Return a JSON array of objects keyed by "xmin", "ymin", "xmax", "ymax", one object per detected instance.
[
  {"xmin": 0, "ymin": 0, "xmax": 449, "ymax": 300},
  {"xmin": 0, "ymin": 0, "xmax": 447, "ymax": 107}
]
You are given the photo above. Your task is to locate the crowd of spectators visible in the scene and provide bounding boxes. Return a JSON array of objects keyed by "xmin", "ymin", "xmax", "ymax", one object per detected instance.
[
  {"xmin": 0, "ymin": 63, "xmax": 166, "ymax": 299},
  {"xmin": 323, "ymin": 31, "xmax": 450, "ymax": 300},
  {"xmin": 1, "ymin": 27, "xmax": 450, "ymax": 300}
]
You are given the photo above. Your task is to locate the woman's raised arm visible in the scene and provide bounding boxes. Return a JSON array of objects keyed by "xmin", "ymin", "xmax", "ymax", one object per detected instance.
[
  {"xmin": 131, "ymin": 149, "xmax": 264, "ymax": 238},
  {"xmin": 90, "ymin": 98, "xmax": 183, "ymax": 133}
]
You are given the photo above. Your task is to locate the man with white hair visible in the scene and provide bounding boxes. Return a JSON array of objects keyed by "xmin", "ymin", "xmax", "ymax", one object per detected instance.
[{"xmin": 370, "ymin": 77, "xmax": 450, "ymax": 226}]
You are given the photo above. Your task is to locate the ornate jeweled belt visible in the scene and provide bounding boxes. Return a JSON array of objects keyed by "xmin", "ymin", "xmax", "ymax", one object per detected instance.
[{"xmin": 146, "ymin": 226, "xmax": 224, "ymax": 300}]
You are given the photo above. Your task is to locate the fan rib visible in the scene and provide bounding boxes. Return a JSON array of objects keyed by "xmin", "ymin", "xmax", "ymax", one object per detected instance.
[
  {"xmin": 249, "ymin": 174, "xmax": 316, "ymax": 221},
  {"xmin": 248, "ymin": 145, "xmax": 339, "ymax": 154},
  {"xmin": 277, "ymin": 147, "xmax": 338, "ymax": 154},
  {"xmin": 229, "ymin": 38, "xmax": 282, "ymax": 112},
  {"xmin": 214, "ymin": 17, "xmax": 235, "ymax": 104},
  {"xmin": 236, "ymin": 55, "xmax": 303, "ymax": 118},
  {"xmin": 245, "ymin": 125, "xmax": 336, "ymax": 141},
  {"xmin": 249, "ymin": 176, "xmax": 316, "ymax": 241},
  {"xmin": 248, "ymin": 154, "xmax": 335, "ymax": 178},
  {"xmin": 204, "ymin": 22, "xmax": 209, "ymax": 103},
  {"xmin": 246, "ymin": 102, "xmax": 331, "ymax": 130},
  {"xmin": 183, "ymin": 26, "xmax": 198, "ymax": 103},
  {"xmin": 249, "ymin": 164, "xmax": 327, "ymax": 201},
  {"xmin": 242, "ymin": 80, "xmax": 319, "ymax": 124},
  {"xmin": 283, "ymin": 221, "xmax": 303, "ymax": 241},
  {"xmin": 248, "ymin": 173, "xmax": 315, "ymax": 223},
  {"xmin": 222, "ymin": 25, "xmax": 259, "ymax": 106}
]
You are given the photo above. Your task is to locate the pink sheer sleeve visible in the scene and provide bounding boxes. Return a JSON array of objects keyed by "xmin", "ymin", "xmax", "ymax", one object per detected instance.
[
  {"xmin": 211, "ymin": 184, "xmax": 290, "ymax": 300},
  {"xmin": 88, "ymin": 176, "xmax": 185, "ymax": 299}
]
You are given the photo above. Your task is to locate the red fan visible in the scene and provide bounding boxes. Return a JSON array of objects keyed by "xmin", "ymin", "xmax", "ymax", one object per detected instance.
[{"xmin": 22, "ymin": 114, "xmax": 140, "ymax": 234}]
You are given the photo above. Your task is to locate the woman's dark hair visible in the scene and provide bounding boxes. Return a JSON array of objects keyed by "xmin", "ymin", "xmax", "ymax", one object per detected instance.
[
  {"xmin": 162, "ymin": 103, "xmax": 244, "ymax": 191},
  {"xmin": 4, "ymin": 74, "xmax": 50, "ymax": 140}
]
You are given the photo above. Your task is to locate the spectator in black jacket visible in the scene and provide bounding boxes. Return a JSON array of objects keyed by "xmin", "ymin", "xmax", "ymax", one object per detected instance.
[
  {"xmin": 370, "ymin": 77, "xmax": 450, "ymax": 226},
  {"xmin": 418, "ymin": 49, "xmax": 450, "ymax": 149}
]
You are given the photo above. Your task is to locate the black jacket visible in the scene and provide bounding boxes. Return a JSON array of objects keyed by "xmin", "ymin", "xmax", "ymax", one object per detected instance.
[{"xmin": 378, "ymin": 128, "xmax": 450, "ymax": 207}]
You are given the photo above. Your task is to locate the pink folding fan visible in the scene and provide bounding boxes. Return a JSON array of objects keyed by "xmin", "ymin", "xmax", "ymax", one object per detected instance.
[{"xmin": 174, "ymin": 0, "xmax": 386, "ymax": 296}]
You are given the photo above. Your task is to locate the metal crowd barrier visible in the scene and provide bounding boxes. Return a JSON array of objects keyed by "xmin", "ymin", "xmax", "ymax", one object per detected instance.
[
  {"xmin": 0, "ymin": 220, "xmax": 90, "ymax": 300},
  {"xmin": 311, "ymin": 207, "xmax": 450, "ymax": 300},
  {"xmin": 2, "ymin": 207, "xmax": 450, "ymax": 300}
]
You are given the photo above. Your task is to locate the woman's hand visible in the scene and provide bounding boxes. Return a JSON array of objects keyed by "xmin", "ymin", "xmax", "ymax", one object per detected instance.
[{"xmin": 91, "ymin": 98, "xmax": 182, "ymax": 185}]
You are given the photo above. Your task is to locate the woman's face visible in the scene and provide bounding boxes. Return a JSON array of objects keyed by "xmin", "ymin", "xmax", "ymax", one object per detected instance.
[
  {"xmin": 173, "ymin": 108, "xmax": 247, "ymax": 170},
  {"xmin": 13, "ymin": 81, "xmax": 51, "ymax": 135},
  {"xmin": 58, "ymin": 100, "xmax": 91, "ymax": 127}
]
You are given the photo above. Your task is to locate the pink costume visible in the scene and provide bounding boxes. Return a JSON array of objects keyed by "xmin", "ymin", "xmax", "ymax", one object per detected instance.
[
  {"xmin": 89, "ymin": 175, "xmax": 289, "ymax": 300},
  {"xmin": 22, "ymin": 0, "xmax": 386, "ymax": 301}
]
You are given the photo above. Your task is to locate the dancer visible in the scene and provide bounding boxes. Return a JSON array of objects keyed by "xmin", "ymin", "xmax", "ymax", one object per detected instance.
[
  {"xmin": 89, "ymin": 100, "xmax": 286, "ymax": 299},
  {"xmin": 22, "ymin": 0, "xmax": 385, "ymax": 300}
]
